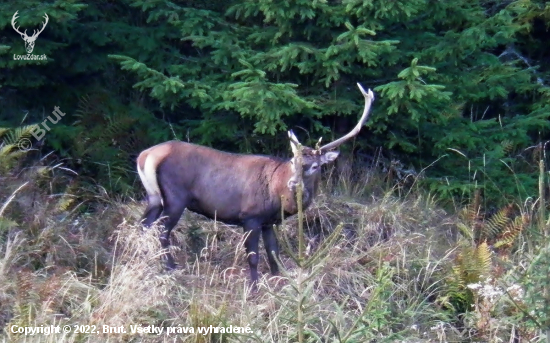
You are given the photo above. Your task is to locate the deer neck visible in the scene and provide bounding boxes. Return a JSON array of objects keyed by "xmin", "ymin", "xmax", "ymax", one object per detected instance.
[{"xmin": 274, "ymin": 160, "xmax": 316, "ymax": 215}]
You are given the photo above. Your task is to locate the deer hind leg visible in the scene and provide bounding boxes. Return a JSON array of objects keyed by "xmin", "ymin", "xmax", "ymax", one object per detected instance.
[
  {"xmin": 141, "ymin": 194, "xmax": 163, "ymax": 227},
  {"xmin": 157, "ymin": 203, "xmax": 186, "ymax": 270},
  {"xmin": 156, "ymin": 185, "xmax": 188, "ymax": 270},
  {"xmin": 243, "ymin": 220, "xmax": 262, "ymax": 289}
]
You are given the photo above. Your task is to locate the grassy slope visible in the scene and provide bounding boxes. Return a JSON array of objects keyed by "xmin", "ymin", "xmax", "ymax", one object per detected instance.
[{"xmin": 0, "ymin": 159, "xmax": 545, "ymax": 342}]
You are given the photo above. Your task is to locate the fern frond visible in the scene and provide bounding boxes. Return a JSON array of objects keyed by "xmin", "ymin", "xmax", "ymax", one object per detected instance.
[
  {"xmin": 456, "ymin": 223, "xmax": 474, "ymax": 241},
  {"xmin": 453, "ymin": 242, "xmax": 493, "ymax": 288},
  {"xmin": 12, "ymin": 270, "xmax": 36, "ymax": 327},
  {"xmin": 473, "ymin": 242, "xmax": 492, "ymax": 278},
  {"xmin": 0, "ymin": 127, "xmax": 10, "ymax": 138},
  {"xmin": 459, "ymin": 189, "xmax": 482, "ymax": 226},
  {"xmin": 55, "ymin": 182, "xmax": 80, "ymax": 213},
  {"xmin": 483, "ymin": 204, "xmax": 514, "ymax": 241},
  {"xmin": 494, "ymin": 213, "xmax": 529, "ymax": 250},
  {"xmin": 0, "ymin": 143, "xmax": 18, "ymax": 157},
  {"xmin": 3, "ymin": 124, "xmax": 40, "ymax": 145}
]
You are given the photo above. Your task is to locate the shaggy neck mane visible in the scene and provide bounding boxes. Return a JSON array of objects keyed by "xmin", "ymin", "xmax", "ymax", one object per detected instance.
[{"xmin": 267, "ymin": 158, "xmax": 315, "ymax": 215}]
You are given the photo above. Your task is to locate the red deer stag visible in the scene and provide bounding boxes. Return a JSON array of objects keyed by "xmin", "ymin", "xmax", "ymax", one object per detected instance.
[{"xmin": 137, "ymin": 83, "xmax": 375, "ymax": 286}]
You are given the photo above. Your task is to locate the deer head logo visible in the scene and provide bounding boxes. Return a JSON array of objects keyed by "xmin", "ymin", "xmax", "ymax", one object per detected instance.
[{"xmin": 11, "ymin": 11, "xmax": 49, "ymax": 54}]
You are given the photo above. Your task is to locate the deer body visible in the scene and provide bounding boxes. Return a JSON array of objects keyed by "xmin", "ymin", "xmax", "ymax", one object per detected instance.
[
  {"xmin": 137, "ymin": 83, "xmax": 375, "ymax": 287},
  {"xmin": 138, "ymin": 141, "xmax": 316, "ymax": 225}
]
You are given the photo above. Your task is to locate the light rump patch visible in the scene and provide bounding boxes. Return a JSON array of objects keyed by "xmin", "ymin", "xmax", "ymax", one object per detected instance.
[{"xmin": 137, "ymin": 143, "xmax": 173, "ymax": 203}]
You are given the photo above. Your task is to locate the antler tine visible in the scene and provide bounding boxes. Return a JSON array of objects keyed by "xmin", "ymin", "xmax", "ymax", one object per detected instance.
[
  {"xmin": 32, "ymin": 13, "xmax": 49, "ymax": 37},
  {"xmin": 11, "ymin": 11, "xmax": 24, "ymax": 36},
  {"xmin": 315, "ymin": 136, "xmax": 322, "ymax": 150},
  {"xmin": 318, "ymin": 82, "xmax": 375, "ymax": 152},
  {"xmin": 287, "ymin": 130, "xmax": 301, "ymax": 146}
]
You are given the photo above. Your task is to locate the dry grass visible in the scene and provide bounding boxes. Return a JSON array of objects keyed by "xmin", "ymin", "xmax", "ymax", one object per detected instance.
[{"xmin": 0, "ymin": 162, "xmax": 546, "ymax": 342}]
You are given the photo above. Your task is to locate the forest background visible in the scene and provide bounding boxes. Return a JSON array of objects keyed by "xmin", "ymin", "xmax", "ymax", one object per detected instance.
[{"xmin": 0, "ymin": 0, "xmax": 549, "ymax": 203}]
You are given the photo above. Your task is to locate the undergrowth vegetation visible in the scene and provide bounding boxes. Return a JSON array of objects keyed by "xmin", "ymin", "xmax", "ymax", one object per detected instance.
[{"xmin": 1, "ymin": 145, "xmax": 549, "ymax": 343}]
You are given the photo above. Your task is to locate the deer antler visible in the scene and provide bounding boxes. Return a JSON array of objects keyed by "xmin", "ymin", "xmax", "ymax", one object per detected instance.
[
  {"xmin": 11, "ymin": 11, "xmax": 49, "ymax": 39},
  {"xmin": 11, "ymin": 11, "xmax": 25, "ymax": 36},
  {"xmin": 318, "ymin": 83, "xmax": 375, "ymax": 152},
  {"xmin": 31, "ymin": 13, "xmax": 49, "ymax": 39},
  {"xmin": 287, "ymin": 130, "xmax": 301, "ymax": 146}
]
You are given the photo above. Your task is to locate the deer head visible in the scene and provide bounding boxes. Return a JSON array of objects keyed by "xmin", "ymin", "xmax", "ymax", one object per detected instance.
[{"xmin": 287, "ymin": 83, "xmax": 375, "ymax": 195}]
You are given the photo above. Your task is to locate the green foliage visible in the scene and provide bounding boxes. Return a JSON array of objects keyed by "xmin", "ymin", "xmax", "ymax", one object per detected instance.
[
  {"xmin": 1, "ymin": 0, "xmax": 550, "ymax": 204},
  {"xmin": 111, "ymin": 0, "xmax": 550, "ymax": 204},
  {"xmin": 46, "ymin": 92, "xmax": 171, "ymax": 195},
  {"xmin": 522, "ymin": 238, "xmax": 550, "ymax": 334}
]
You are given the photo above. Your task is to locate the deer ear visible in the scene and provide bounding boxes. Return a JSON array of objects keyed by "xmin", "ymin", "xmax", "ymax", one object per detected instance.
[{"xmin": 321, "ymin": 151, "xmax": 339, "ymax": 165}]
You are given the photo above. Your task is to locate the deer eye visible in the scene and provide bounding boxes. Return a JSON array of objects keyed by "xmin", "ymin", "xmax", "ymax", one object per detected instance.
[{"xmin": 306, "ymin": 163, "xmax": 319, "ymax": 175}]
